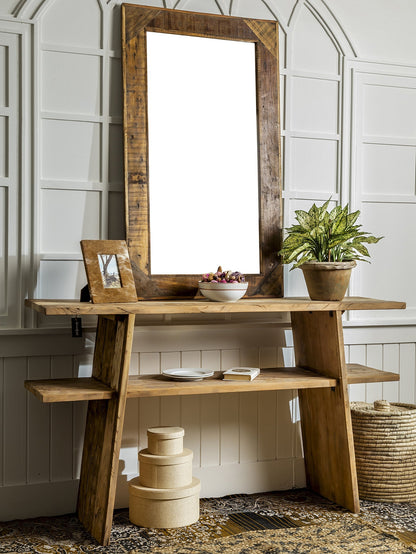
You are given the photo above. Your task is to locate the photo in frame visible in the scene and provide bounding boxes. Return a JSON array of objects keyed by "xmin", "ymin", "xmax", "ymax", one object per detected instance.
[{"xmin": 81, "ymin": 240, "xmax": 138, "ymax": 303}]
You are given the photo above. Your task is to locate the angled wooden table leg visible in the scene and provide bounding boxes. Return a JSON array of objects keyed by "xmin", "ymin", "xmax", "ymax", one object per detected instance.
[
  {"xmin": 77, "ymin": 314, "xmax": 135, "ymax": 545},
  {"xmin": 291, "ymin": 310, "xmax": 360, "ymax": 513}
]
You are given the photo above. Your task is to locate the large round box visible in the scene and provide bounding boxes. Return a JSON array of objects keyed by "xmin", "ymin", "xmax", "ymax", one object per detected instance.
[
  {"xmin": 129, "ymin": 476, "xmax": 200, "ymax": 528},
  {"xmin": 147, "ymin": 426, "xmax": 184, "ymax": 456},
  {"xmin": 351, "ymin": 400, "xmax": 416, "ymax": 502},
  {"xmin": 138, "ymin": 448, "xmax": 193, "ymax": 489}
]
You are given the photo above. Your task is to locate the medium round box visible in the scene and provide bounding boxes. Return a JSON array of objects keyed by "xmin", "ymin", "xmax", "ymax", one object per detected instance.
[
  {"xmin": 147, "ymin": 426, "xmax": 184, "ymax": 456},
  {"xmin": 138, "ymin": 448, "xmax": 193, "ymax": 489},
  {"xmin": 129, "ymin": 476, "xmax": 200, "ymax": 528}
]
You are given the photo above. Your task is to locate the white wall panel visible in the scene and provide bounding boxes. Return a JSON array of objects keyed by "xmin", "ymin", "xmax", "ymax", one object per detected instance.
[
  {"xmin": 41, "ymin": 0, "xmax": 102, "ymax": 49},
  {"xmin": 181, "ymin": 394, "xmax": 201, "ymax": 467},
  {"xmin": 108, "ymin": 191, "xmax": 125, "ymax": 239},
  {"xmin": 291, "ymin": 77, "xmax": 339, "ymax": 133},
  {"xmin": 108, "ymin": 124, "xmax": 123, "ymax": 183},
  {"xmin": 160, "ymin": 351, "xmax": 181, "ymax": 428},
  {"xmin": 399, "ymin": 343, "xmax": 416, "ymax": 404},
  {"xmin": 27, "ymin": 356, "xmax": 50, "ymax": 483},
  {"xmin": 38, "ymin": 260, "xmax": 86, "ymax": 299},
  {"xmin": 258, "ymin": 391, "xmax": 277, "ymax": 460},
  {"xmin": 121, "ymin": 398, "xmax": 139, "ymax": 477},
  {"xmin": 352, "ymin": 203, "xmax": 416, "ymax": 322},
  {"xmin": 220, "ymin": 393, "xmax": 239, "ymax": 465},
  {"xmin": 109, "ymin": 57, "xmax": 122, "ymax": 118},
  {"xmin": 0, "ymin": 1, "xmax": 21, "ymax": 17},
  {"xmin": 292, "ymin": 6, "xmax": 339, "ymax": 74},
  {"xmin": 330, "ymin": 0, "xmax": 416, "ymax": 64},
  {"xmin": 3, "ymin": 357, "xmax": 27, "ymax": 486},
  {"xmin": 200, "ymin": 350, "xmax": 220, "ymax": 467},
  {"xmin": 0, "ymin": 358, "xmax": 3, "ymax": 486},
  {"xmin": 382, "ymin": 344, "xmax": 399, "ymax": 401},
  {"xmin": 41, "ymin": 120, "xmax": 101, "ymax": 182},
  {"xmin": 42, "ymin": 51, "xmax": 101, "ymax": 116},
  {"xmin": 0, "ymin": 29, "xmax": 21, "ymax": 329},
  {"xmin": 362, "ymin": 143, "xmax": 416, "ymax": 196},
  {"xmin": 363, "ymin": 82, "xmax": 416, "ymax": 138},
  {"xmin": 0, "ymin": 45, "xmax": 6, "ymax": 107},
  {"xmin": 50, "ymin": 356, "xmax": 73, "ymax": 481},
  {"xmin": 278, "ymin": 390, "xmax": 296, "ymax": 458},
  {"xmin": 41, "ymin": 189, "xmax": 101, "ymax": 253},
  {"xmin": 174, "ymin": 0, "xmax": 221, "ymax": 15},
  {"xmin": 364, "ymin": 344, "xmax": 383, "ymax": 402},
  {"xmin": 0, "ymin": 117, "xmax": 7, "ymax": 178},
  {"xmin": 0, "ymin": 187, "xmax": 6, "ymax": 315},
  {"xmin": 291, "ymin": 137, "xmax": 338, "ymax": 192}
]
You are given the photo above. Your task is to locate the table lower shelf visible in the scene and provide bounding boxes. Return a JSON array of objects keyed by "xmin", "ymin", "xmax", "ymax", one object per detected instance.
[{"xmin": 25, "ymin": 363, "xmax": 399, "ymax": 403}]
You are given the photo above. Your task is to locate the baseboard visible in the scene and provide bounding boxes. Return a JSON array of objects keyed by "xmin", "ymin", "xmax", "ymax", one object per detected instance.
[
  {"xmin": 0, "ymin": 459, "xmax": 306, "ymax": 520},
  {"xmin": 0, "ymin": 480, "xmax": 79, "ymax": 521},
  {"xmin": 115, "ymin": 458, "xmax": 304, "ymax": 508}
]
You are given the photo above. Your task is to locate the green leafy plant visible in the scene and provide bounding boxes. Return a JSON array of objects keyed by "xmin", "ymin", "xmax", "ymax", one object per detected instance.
[{"xmin": 279, "ymin": 199, "xmax": 382, "ymax": 269}]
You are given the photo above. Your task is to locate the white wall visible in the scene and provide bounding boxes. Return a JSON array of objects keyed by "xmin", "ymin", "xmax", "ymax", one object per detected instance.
[{"xmin": 0, "ymin": 0, "xmax": 415, "ymax": 519}]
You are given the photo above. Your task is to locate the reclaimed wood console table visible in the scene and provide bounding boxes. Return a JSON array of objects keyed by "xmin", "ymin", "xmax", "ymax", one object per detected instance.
[{"xmin": 24, "ymin": 297, "xmax": 405, "ymax": 545}]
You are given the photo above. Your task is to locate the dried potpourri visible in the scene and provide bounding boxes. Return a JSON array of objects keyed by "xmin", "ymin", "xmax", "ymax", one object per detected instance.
[{"xmin": 201, "ymin": 266, "xmax": 245, "ymax": 284}]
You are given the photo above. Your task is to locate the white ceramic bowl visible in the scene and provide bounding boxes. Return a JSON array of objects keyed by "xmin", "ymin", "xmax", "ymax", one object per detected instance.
[{"xmin": 198, "ymin": 281, "xmax": 248, "ymax": 302}]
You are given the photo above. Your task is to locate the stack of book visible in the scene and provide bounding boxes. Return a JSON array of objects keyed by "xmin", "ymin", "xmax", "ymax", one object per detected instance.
[{"xmin": 222, "ymin": 367, "xmax": 260, "ymax": 381}]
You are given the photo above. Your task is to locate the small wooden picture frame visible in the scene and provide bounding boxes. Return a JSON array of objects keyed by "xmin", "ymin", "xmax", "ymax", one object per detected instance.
[{"xmin": 81, "ymin": 240, "xmax": 138, "ymax": 303}]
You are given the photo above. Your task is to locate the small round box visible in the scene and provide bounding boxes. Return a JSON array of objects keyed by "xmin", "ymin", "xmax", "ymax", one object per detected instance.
[
  {"xmin": 138, "ymin": 448, "xmax": 193, "ymax": 489},
  {"xmin": 129, "ymin": 476, "xmax": 200, "ymax": 528},
  {"xmin": 147, "ymin": 426, "xmax": 184, "ymax": 456}
]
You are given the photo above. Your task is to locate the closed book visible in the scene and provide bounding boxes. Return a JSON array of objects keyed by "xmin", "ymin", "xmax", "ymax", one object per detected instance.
[{"xmin": 222, "ymin": 367, "xmax": 260, "ymax": 381}]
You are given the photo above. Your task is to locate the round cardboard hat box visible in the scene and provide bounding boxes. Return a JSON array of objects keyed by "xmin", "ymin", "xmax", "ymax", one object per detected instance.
[
  {"xmin": 129, "ymin": 476, "xmax": 201, "ymax": 528},
  {"xmin": 147, "ymin": 426, "xmax": 185, "ymax": 456},
  {"xmin": 138, "ymin": 448, "xmax": 193, "ymax": 489}
]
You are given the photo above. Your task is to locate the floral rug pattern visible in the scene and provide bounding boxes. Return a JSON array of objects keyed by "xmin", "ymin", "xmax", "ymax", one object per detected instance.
[{"xmin": 0, "ymin": 489, "xmax": 415, "ymax": 553}]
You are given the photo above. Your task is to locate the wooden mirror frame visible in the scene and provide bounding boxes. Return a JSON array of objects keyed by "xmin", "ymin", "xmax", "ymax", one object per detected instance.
[{"xmin": 122, "ymin": 3, "xmax": 282, "ymax": 300}]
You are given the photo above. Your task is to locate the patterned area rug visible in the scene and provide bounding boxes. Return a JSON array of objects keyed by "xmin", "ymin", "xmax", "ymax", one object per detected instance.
[
  {"xmin": 0, "ymin": 490, "xmax": 415, "ymax": 553},
  {"xmin": 143, "ymin": 522, "xmax": 415, "ymax": 553}
]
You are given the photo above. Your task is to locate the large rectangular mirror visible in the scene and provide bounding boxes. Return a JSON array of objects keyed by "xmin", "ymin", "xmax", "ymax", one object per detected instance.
[{"xmin": 122, "ymin": 4, "xmax": 282, "ymax": 299}]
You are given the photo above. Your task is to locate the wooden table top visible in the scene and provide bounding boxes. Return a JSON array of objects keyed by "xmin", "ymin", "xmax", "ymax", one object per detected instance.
[{"xmin": 25, "ymin": 297, "xmax": 405, "ymax": 316}]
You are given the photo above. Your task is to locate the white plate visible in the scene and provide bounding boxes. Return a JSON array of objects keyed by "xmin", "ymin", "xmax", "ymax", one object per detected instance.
[{"xmin": 162, "ymin": 368, "xmax": 214, "ymax": 381}]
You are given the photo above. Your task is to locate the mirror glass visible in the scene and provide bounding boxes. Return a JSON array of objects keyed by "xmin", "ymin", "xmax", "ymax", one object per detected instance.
[{"xmin": 146, "ymin": 32, "xmax": 260, "ymax": 275}]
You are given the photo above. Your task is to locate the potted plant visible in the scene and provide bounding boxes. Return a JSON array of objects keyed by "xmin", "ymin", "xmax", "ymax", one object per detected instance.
[{"xmin": 279, "ymin": 199, "xmax": 382, "ymax": 300}]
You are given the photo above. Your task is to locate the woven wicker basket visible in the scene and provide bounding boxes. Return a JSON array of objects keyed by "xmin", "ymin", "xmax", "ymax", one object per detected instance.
[{"xmin": 351, "ymin": 400, "xmax": 416, "ymax": 502}]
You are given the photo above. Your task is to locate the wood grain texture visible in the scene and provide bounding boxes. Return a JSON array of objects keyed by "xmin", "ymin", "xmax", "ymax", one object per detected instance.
[
  {"xmin": 122, "ymin": 4, "xmax": 282, "ymax": 299},
  {"xmin": 346, "ymin": 363, "xmax": 399, "ymax": 384},
  {"xmin": 24, "ymin": 363, "xmax": 399, "ymax": 403},
  {"xmin": 77, "ymin": 314, "xmax": 135, "ymax": 545},
  {"xmin": 127, "ymin": 368, "xmax": 337, "ymax": 398},
  {"xmin": 291, "ymin": 310, "xmax": 360, "ymax": 513},
  {"xmin": 24, "ymin": 378, "xmax": 114, "ymax": 403},
  {"xmin": 25, "ymin": 297, "xmax": 406, "ymax": 316},
  {"xmin": 245, "ymin": 20, "xmax": 278, "ymax": 58},
  {"xmin": 80, "ymin": 240, "xmax": 137, "ymax": 303}
]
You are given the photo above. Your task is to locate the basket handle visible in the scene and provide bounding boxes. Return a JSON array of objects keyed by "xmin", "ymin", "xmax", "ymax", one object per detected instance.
[{"xmin": 374, "ymin": 400, "xmax": 391, "ymax": 412}]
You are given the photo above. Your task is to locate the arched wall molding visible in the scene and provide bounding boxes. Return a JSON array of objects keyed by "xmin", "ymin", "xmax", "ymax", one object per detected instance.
[
  {"xmin": 32, "ymin": 0, "xmax": 104, "ymax": 24},
  {"xmin": 317, "ymin": 0, "xmax": 357, "ymax": 57},
  {"xmin": 13, "ymin": 0, "xmax": 106, "ymax": 22},
  {"xmin": 289, "ymin": 0, "xmax": 355, "ymax": 59},
  {"xmin": 12, "ymin": 0, "xmax": 50, "ymax": 20}
]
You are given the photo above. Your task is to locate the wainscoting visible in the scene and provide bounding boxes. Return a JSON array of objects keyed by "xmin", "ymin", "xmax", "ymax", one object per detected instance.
[{"xmin": 1, "ymin": 322, "xmax": 415, "ymax": 519}]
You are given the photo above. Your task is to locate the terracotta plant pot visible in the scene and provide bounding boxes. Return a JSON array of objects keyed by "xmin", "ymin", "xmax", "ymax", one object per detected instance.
[{"xmin": 300, "ymin": 261, "xmax": 356, "ymax": 301}]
